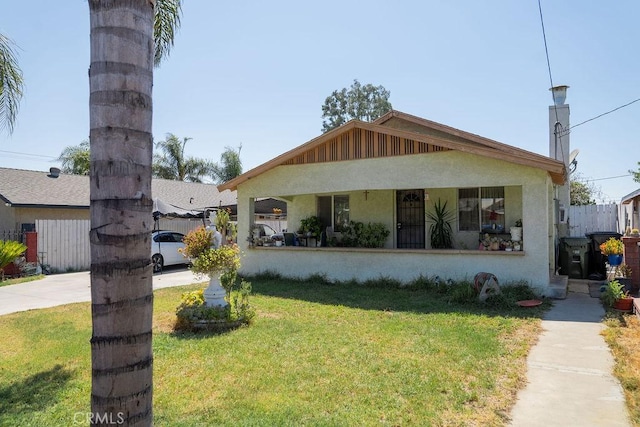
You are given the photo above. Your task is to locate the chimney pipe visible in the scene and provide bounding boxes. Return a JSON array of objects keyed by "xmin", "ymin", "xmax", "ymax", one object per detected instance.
[
  {"xmin": 550, "ymin": 85, "xmax": 569, "ymax": 106},
  {"xmin": 48, "ymin": 167, "xmax": 61, "ymax": 178}
]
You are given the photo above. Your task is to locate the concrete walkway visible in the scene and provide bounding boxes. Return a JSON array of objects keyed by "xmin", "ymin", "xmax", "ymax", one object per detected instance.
[
  {"xmin": 0, "ymin": 268, "xmax": 206, "ymax": 316},
  {"xmin": 509, "ymin": 286, "xmax": 633, "ymax": 426}
]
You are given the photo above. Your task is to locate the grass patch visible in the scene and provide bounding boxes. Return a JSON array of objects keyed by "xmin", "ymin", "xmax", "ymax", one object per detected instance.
[
  {"xmin": 0, "ymin": 274, "xmax": 45, "ymax": 288},
  {"xmin": 0, "ymin": 276, "xmax": 549, "ymax": 426},
  {"xmin": 602, "ymin": 312, "xmax": 640, "ymax": 426}
]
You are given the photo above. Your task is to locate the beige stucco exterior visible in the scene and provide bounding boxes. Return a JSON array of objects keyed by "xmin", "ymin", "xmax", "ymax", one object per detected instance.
[
  {"xmin": 0, "ymin": 205, "xmax": 89, "ymax": 231},
  {"xmin": 235, "ymin": 150, "xmax": 558, "ymax": 295}
]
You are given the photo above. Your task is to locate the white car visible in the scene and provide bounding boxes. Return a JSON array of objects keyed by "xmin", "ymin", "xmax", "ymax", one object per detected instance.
[{"xmin": 151, "ymin": 231, "xmax": 189, "ymax": 272}]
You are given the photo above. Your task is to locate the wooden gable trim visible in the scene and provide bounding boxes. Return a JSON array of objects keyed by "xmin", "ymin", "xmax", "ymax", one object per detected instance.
[
  {"xmin": 280, "ymin": 126, "xmax": 450, "ymax": 166},
  {"xmin": 218, "ymin": 113, "xmax": 566, "ymax": 191}
]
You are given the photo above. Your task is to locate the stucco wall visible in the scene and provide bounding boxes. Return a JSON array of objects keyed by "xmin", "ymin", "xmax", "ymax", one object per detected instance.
[
  {"xmin": 236, "ymin": 151, "xmax": 555, "ymax": 292},
  {"xmin": 1, "ymin": 206, "xmax": 88, "ymax": 231},
  {"xmin": 0, "ymin": 203, "xmax": 16, "ymax": 231}
]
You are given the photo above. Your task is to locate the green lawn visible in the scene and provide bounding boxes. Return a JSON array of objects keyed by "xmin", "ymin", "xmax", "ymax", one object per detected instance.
[{"xmin": 0, "ymin": 275, "xmax": 547, "ymax": 426}]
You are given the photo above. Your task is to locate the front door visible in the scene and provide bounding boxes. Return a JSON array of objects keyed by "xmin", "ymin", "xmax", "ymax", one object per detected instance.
[{"xmin": 396, "ymin": 190, "xmax": 425, "ymax": 248}]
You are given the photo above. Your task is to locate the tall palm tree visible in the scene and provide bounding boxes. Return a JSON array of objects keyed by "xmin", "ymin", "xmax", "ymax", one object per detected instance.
[
  {"xmin": 57, "ymin": 140, "xmax": 90, "ymax": 175},
  {"xmin": 0, "ymin": 33, "xmax": 24, "ymax": 134},
  {"xmin": 153, "ymin": 133, "xmax": 215, "ymax": 182},
  {"xmin": 88, "ymin": 1, "xmax": 181, "ymax": 425},
  {"xmin": 212, "ymin": 145, "xmax": 243, "ymax": 184}
]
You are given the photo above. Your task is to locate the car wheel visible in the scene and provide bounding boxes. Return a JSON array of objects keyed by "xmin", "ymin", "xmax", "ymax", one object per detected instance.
[{"xmin": 152, "ymin": 254, "xmax": 164, "ymax": 273}]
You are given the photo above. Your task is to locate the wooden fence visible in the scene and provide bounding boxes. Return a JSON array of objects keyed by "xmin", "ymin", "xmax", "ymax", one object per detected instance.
[
  {"xmin": 34, "ymin": 218, "xmax": 206, "ymax": 272},
  {"xmin": 568, "ymin": 204, "xmax": 619, "ymax": 237},
  {"xmin": 36, "ymin": 219, "xmax": 91, "ymax": 272}
]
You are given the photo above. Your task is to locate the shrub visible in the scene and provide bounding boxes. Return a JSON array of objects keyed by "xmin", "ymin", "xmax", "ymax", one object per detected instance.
[
  {"xmin": 0, "ymin": 240, "xmax": 27, "ymax": 280},
  {"xmin": 340, "ymin": 221, "xmax": 390, "ymax": 248},
  {"xmin": 180, "ymin": 226, "xmax": 212, "ymax": 259}
]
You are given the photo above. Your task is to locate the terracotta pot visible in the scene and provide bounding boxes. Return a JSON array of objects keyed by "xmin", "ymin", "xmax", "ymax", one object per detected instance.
[{"xmin": 613, "ymin": 297, "xmax": 634, "ymax": 312}]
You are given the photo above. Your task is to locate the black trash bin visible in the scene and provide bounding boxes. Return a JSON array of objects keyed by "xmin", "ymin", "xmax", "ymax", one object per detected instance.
[
  {"xmin": 559, "ymin": 237, "xmax": 590, "ymax": 279},
  {"xmin": 585, "ymin": 231, "xmax": 623, "ymax": 279}
]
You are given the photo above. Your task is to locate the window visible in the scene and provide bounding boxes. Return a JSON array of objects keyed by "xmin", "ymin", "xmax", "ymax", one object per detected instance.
[
  {"xmin": 317, "ymin": 195, "xmax": 350, "ymax": 233},
  {"xmin": 458, "ymin": 187, "xmax": 505, "ymax": 231}
]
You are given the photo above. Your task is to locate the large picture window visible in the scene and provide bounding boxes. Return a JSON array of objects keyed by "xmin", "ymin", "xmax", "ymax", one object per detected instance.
[
  {"xmin": 458, "ymin": 187, "xmax": 505, "ymax": 232},
  {"xmin": 317, "ymin": 195, "xmax": 350, "ymax": 233}
]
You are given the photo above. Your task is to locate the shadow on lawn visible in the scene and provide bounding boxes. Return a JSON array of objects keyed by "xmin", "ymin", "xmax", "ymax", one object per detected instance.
[
  {"xmin": 246, "ymin": 273, "xmax": 551, "ymax": 319},
  {"xmin": 0, "ymin": 364, "xmax": 74, "ymax": 421}
]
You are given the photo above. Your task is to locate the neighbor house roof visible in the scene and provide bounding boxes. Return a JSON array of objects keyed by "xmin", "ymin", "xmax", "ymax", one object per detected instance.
[
  {"xmin": 621, "ymin": 188, "xmax": 640, "ymax": 204},
  {"xmin": 0, "ymin": 167, "xmax": 235, "ymax": 210},
  {"xmin": 218, "ymin": 110, "xmax": 566, "ymax": 191}
]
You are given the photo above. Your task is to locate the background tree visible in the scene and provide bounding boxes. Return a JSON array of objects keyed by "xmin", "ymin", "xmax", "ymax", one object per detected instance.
[
  {"xmin": 153, "ymin": 133, "xmax": 215, "ymax": 182},
  {"xmin": 570, "ymin": 173, "xmax": 599, "ymax": 205},
  {"xmin": 321, "ymin": 79, "xmax": 392, "ymax": 133},
  {"xmin": 629, "ymin": 161, "xmax": 640, "ymax": 183},
  {"xmin": 88, "ymin": 1, "xmax": 181, "ymax": 425},
  {"xmin": 57, "ymin": 140, "xmax": 90, "ymax": 175},
  {"xmin": 212, "ymin": 145, "xmax": 243, "ymax": 184},
  {"xmin": 0, "ymin": 33, "xmax": 24, "ymax": 134}
]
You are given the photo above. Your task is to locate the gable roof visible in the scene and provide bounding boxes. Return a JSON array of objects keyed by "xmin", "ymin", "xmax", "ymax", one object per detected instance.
[
  {"xmin": 0, "ymin": 167, "xmax": 236, "ymax": 210},
  {"xmin": 218, "ymin": 110, "xmax": 566, "ymax": 191}
]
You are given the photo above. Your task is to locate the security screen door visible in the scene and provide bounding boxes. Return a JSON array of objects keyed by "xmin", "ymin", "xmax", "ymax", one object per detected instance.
[{"xmin": 396, "ymin": 190, "xmax": 425, "ymax": 249}]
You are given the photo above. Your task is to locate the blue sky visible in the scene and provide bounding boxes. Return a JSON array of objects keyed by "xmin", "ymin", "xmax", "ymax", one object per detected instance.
[{"xmin": 1, "ymin": 1, "xmax": 638, "ymax": 203}]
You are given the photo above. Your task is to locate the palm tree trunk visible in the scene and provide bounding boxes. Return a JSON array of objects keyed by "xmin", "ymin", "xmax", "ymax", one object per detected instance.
[{"xmin": 89, "ymin": 1, "xmax": 154, "ymax": 425}]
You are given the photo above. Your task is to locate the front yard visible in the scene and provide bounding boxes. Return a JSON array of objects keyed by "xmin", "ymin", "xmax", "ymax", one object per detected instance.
[{"xmin": 1, "ymin": 275, "xmax": 549, "ymax": 426}]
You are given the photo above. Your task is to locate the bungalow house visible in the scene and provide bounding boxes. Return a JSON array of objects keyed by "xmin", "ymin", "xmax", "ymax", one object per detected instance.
[{"xmin": 218, "ymin": 110, "xmax": 567, "ymax": 297}]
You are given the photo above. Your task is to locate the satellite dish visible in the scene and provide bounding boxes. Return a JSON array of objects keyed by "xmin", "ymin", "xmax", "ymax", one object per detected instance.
[{"xmin": 569, "ymin": 149, "xmax": 579, "ymax": 173}]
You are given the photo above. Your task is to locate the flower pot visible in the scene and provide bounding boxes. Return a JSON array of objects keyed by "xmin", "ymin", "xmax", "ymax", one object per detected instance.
[
  {"xmin": 607, "ymin": 254, "xmax": 623, "ymax": 266},
  {"xmin": 613, "ymin": 297, "xmax": 634, "ymax": 312},
  {"xmin": 510, "ymin": 226, "xmax": 522, "ymax": 242}
]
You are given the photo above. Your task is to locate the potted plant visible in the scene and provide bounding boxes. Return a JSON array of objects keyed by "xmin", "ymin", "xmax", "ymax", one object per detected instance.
[
  {"xmin": 601, "ymin": 279, "xmax": 633, "ymax": 311},
  {"xmin": 510, "ymin": 219, "xmax": 522, "ymax": 242},
  {"xmin": 599, "ymin": 237, "xmax": 624, "ymax": 266},
  {"xmin": 180, "ymin": 226, "xmax": 241, "ymax": 307},
  {"xmin": 300, "ymin": 215, "xmax": 324, "ymax": 238},
  {"xmin": 426, "ymin": 198, "xmax": 454, "ymax": 249},
  {"xmin": 614, "ymin": 263, "xmax": 633, "ymax": 292}
]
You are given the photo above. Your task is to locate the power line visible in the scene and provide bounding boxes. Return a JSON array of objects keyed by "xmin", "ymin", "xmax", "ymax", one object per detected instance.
[
  {"xmin": 0, "ymin": 149, "xmax": 57, "ymax": 160},
  {"xmin": 584, "ymin": 173, "xmax": 633, "ymax": 183},
  {"xmin": 538, "ymin": 0, "xmax": 567, "ymax": 166},
  {"xmin": 569, "ymin": 98, "xmax": 640, "ymax": 131}
]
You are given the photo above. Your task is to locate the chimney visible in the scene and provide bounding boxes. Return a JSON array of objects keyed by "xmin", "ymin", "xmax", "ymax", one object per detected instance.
[
  {"xmin": 48, "ymin": 167, "xmax": 61, "ymax": 178},
  {"xmin": 549, "ymin": 85, "xmax": 570, "ymax": 236}
]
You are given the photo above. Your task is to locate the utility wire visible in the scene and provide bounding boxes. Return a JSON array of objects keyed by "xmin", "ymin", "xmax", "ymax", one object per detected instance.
[
  {"xmin": 569, "ymin": 98, "xmax": 640, "ymax": 131},
  {"xmin": 538, "ymin": 0, "xmax": 566, "ymax": 166},
  {"xmin": 0, "ymin": 149, "xmax": 56, "ymax": 159}
]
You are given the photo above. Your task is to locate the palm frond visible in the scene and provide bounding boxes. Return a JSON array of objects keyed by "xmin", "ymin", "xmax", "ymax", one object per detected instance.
[
  {"xmin": 154, "ymin": 0, "xmax": 183, "ymax": 67},
  {"xmin": 0, "ymin": 34, "xmax": 24, "ymax": 134}
]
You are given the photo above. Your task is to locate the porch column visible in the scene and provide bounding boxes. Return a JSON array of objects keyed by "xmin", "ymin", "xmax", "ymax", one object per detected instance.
[{"xmin": 237, "ymin": 196, "xmax": 255, "ymax": 250}]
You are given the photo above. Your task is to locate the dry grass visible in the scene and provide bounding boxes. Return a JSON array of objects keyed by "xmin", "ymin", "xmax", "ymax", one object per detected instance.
[{"xmin": 602, "ymin": 312, "xmax": 640, "ymax": 426}]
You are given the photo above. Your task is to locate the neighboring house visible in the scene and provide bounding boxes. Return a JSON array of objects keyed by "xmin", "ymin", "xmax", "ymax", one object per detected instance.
[
  {"xmin": 218, "ymin": 110, "xmax": 567, "ymax": 296},
  {"xmin": 0, "ymin": 167, "xmax": 286, "ymax": 271},
  {"xmin": 0, "ymin": 167, "xmax": 286, "ymax": 232},
  {"xmin": 621, "ymin": 188, "xmax": 640, "ymax": 232},
  {"xmin": 0, "ymin": 167, "xmax": 236, "ymax": 232}
]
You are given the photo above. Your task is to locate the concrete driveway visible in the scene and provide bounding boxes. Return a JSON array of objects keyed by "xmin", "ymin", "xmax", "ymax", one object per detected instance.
[{"xmin": 0, "ymin": 268, "xmax": 207, "ymax": 316}]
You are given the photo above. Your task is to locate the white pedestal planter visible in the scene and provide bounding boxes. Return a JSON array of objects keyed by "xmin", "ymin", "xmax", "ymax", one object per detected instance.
[{"xmin": 204, "ymin": 276, "xmax": 228, "ymax": 307}]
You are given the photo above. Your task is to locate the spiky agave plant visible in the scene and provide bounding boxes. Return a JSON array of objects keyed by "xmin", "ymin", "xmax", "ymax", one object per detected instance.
[{"xmin": 426, "ymin": 198, "xmax": 455, "ymax": 249}]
